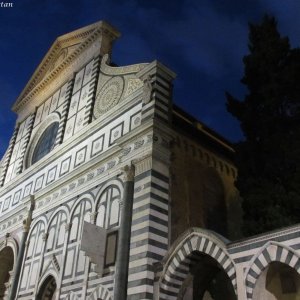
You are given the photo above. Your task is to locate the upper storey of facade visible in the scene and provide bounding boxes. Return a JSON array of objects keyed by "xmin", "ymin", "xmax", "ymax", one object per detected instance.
[{"xmin": 0, "ymin": 20, "xmax": 236, "ymax": 231}]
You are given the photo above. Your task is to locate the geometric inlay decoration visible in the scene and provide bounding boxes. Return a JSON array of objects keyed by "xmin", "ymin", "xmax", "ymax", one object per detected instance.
[{"xmin": 94, "ymin": 76, "xmax": 124, "ymax": 118}]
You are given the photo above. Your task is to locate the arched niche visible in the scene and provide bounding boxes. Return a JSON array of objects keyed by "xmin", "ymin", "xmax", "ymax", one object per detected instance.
[
  {"xmin": 252, "ymin": 261, "xmax": 300, "ymax": 300},
  {"xmin": 36, "ymin": 275, "xmax": 57, "ymax": 300},
  {"xmin": 0, "ymin": 246, "xmax": 14, "ymax": 298},
  {"xmin": 179, "ymin": 253, "xmax": 237, "ymax": 300},
  {"xmin": 245, "ymin": 242, "xmax": 300, "ymax": 300}
]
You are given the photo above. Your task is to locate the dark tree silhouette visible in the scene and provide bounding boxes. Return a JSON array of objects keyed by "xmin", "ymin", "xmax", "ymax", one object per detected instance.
[{"xmin": 226, "ymin": 15, "xmax": 300, "ymax": 236}]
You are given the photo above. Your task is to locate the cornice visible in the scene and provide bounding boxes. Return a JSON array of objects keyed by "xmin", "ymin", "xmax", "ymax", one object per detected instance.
[{"xmin": 228, "ymin": 223, "xmax": 300, "ymax": 250}]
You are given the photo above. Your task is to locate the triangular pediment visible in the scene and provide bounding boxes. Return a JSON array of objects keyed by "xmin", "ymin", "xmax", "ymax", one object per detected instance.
[{"xmin": 13, "ymin": 21, "xmax": 120, "ymax": 113}]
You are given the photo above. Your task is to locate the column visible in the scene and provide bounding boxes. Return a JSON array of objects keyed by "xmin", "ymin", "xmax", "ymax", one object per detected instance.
[
  {"xmin": 113, "ymin": 164, "xmax": 135, "ymax": 300},
  {"xmin": 9, "ymin": 196, "xmax": 35, "ymax": 300}
]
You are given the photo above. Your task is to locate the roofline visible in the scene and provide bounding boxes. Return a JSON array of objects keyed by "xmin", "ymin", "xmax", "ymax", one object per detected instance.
[{"xmin": 172, "ymin": 104, "xmax": 235, "ymax": 154}]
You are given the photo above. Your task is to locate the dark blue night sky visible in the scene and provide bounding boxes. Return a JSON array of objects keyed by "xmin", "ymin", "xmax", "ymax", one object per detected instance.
[{"xmin": 1, "ymin": 0, "xmax": 300, "ymax": 158}]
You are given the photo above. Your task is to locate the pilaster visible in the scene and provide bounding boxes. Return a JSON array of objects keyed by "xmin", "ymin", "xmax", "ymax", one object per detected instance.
[
  {"xmin": 127, "ymin": 147, "xmax": 171, "ymax": 299},
  {"xmin": 54, "ymin": 79, "xmax": 74, "ymax": 147},
  {"xmin": 137, "ymin": 61, "xmax": 176, "ymax": 125},
  {"xmin": 0, "ymin": 125, "xmax": 19, "ymax": 187}
]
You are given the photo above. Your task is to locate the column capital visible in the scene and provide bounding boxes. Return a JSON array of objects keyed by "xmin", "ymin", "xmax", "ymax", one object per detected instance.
[
  {"xmin": 42, "ymin": 233, "xmax": 48, "ymax": 241},
  {"xmin": 65, "ymin": 223, "xmax": 72, "ymax": 232},
  {"xmin": 89, "ymin": 212, "xmax": 98, "ymax": 223},
  {"xmin": 121, "ymin": 164, "xmax": 135, "ymax": 182}
]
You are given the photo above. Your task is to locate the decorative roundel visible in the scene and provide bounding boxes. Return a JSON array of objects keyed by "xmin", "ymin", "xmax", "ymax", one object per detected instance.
[{"xmin": 94, "ymin": 76, "xmax": 124, "ymax": 118}]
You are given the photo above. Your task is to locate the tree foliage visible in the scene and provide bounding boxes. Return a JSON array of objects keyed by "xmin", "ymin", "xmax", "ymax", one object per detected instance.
[{"xmin": 226, "ymin": 15, "xmax": 300, "ymax": 236}]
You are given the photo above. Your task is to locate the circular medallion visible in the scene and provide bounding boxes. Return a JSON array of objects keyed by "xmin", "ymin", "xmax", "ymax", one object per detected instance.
[{"xmin": 94, "ymin": 76, "xmax": 124, "ymax": 118}]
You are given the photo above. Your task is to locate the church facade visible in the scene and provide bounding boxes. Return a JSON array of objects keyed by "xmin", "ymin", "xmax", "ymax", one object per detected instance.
[{"xmin": 0, "ymin": 21, "xmax": 300, "ymax": 300}]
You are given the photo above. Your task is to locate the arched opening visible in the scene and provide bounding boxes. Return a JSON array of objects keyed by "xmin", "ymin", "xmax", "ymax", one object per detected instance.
[
  {"xmin": 179, "ymin": 252, "xmax": 237, "ymax": 300},
  {"xmin": 37, "ymin": 275, "xmax": 57, "ymax": 300},
  {"xmin": 253, "ymin": 261, "xmax": 300, "ymax": 300},
  {"xmin": 0, "ymin": 246, "xmax": 14, "ymax": 299}
]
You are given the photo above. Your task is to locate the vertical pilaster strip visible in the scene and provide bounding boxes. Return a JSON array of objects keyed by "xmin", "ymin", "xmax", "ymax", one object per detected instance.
[
  {"xmin": 57, "ymin": 222, "xmax": 72, "ymax": 299},
  {"xmin": 9, "ymin": 195, "xmax": 35, "ymax": 300},
  {"xmin": 114, "ymin": 165, "xmax": 135, "ymax": 300},
  {"xmin": 127, "ymin": 155, "xmax": 170, "ymax": 300},
  {"xmin": 137, "ymin": 61, "xmax": 176, "ymax": 125},
  {"xmin": 15, "ymin": 112, "xmax": 36, "ymax": 174},
  {"xmin": 54, "ymin": 79, "xmax": 74, "ymax": 147},
  {"xmin": 83, "ymin": 56, "xmax": 101, "ymax": 126},
  {"xmin": 0, "ymin": 125, "xmax": 19, "ymax": 186}
]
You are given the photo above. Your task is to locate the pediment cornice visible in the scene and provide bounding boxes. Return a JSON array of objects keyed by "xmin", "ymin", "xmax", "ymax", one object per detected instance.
[{"xmin": 12, "ymin": 21, "xmax": 120, "ymax": 113}]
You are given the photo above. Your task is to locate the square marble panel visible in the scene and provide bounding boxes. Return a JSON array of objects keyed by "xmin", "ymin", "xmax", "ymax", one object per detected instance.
[
  {"xmin": 74, "ymin": 146, "xmax": 87, "ymax": 168},
  {"xmin": 109, "ymin": 123, "xmax": 124, "ymax": 145},
  {"xmin": 60, "ymin": 156, "xmax": 71, "ymax": 177},
  {"xmin": 64, "ymin": 116, "xmax": 76, "ymax": 141},
  {"xmin": 73, "ymin": 68, "xmax": 84, "ymax": 94},
  {"xmin": 12, "ymin": 190, "xmax": 22, "ymax": 206},
  {"xmin": 34, "ymin": 174, "xmax": 44, "ymax": 192},
  {"xmin": 78, "ymin": 84, "xmax": 90, "ymax": 111},
  {"xmin": 50, "ymin": 90, "xmax": 60, "ymax": 112},
  {"xmin": 74, "ymin": 108, "xmax": 85, "ymax": 134},
  {"xmin": 130, "ymin": 112, "xmax": 142, "ymax": 131},
  {"xmin": 46, "ymin": 166, "xmax": 57, "ymax": 185},
  {"xmin": 2, "ymin": 196, "xmax": 11, "ymax": 212},
  {"xmin": 23, "ymin": 182, "xmax": 33, "ymax": 198},
  {"xmin": 83, "ymin": 60, "xmax": 94, "ymax": 86},
  {"xmin": 68, "ymin": 92, "xmax": 80, "ymax": 118},
  {"xmin": 91, "ymin": 135, "xmax": 104, "ymax": 157}
]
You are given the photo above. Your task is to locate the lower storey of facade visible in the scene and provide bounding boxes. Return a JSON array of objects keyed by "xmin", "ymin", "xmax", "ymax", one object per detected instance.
[{"xmin": 1, "ymin": 223, "xmax": 300, "ymax": 300}]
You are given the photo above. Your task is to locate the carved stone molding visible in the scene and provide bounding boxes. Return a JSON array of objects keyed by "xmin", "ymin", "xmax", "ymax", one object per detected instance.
[
  {"xmin": 133, "ymin": 155, "xmax": 152, "ymax": 176},
  {"xmin": 100, "ymin": 54, "xmax": 148, "ymax": 76},
  {"xmin": 94, "ymin": 76, "xmax": 124, "ymax": 118}
]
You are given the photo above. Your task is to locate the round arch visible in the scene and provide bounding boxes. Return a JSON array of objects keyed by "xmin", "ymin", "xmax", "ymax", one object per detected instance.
[
  {"xmin": 159, "ymin": 228, "xmax": 237, "ymax": 299},
  {"xmin": 26, "ymin": 216, "xmax": 48, "ymax": 239},
  {"xmin": 87, "ymin": 283, "xmax": 112, "ymax": 300},
  {"xmin": 94, "ymin": 178, "xmax": 123, "ymax": 211},
  {"xmin": 36, "ymin": 272, "xmax": 58, "ymax": 300},
  {"xmin": 0, "ymin": 241, "xmax": 16, "ymax": 299},
  {"xmin": 45, "ymin": 206, "xmax": 70, "ymax": 233},
  {"xmin": 0, "ymin": 237, "xmax": 18, "ymax": 266},
  {"xmin": 68, "ymin": 192, "xmax": 95, "ymax": 223},
  {"xmin": 245, "ymin": 241, "xmax": 300, "ymax": 300}
]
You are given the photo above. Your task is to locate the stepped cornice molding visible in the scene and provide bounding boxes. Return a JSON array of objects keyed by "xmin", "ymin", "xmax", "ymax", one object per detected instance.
[{"xmin": 100, "ymin": 54, "xmax": 148, "ymax": 75}]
